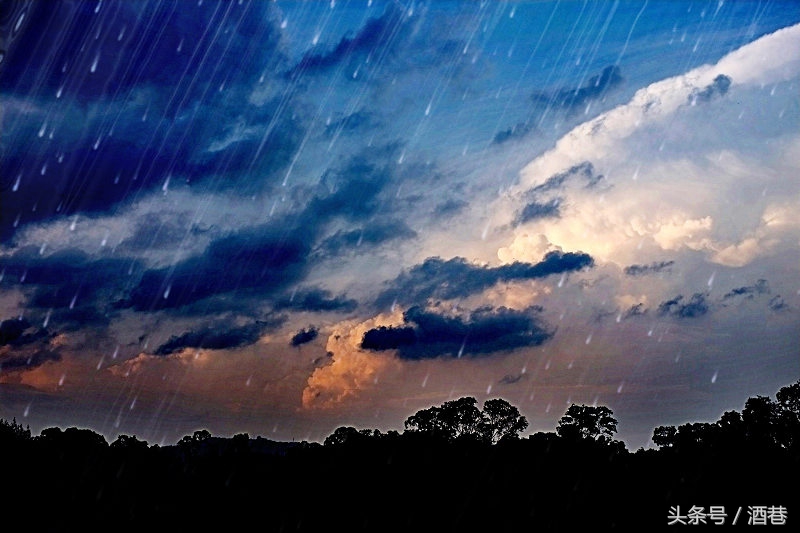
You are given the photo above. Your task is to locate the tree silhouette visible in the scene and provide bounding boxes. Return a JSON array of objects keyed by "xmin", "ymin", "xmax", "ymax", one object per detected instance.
[
  {"xmin": 556, "ymin": 404, "xmax": 617, "ymax": 443},
  {"xmin": 404, "ymin": 396, "xmax": 528, "ymax": 443},
  {"xmin": 482, "ymin": 398, "xmax": 528, "ymax": 443},
  {"xmin": 405, "ymin": 396, "xmax": 485, "ymax": 442}
]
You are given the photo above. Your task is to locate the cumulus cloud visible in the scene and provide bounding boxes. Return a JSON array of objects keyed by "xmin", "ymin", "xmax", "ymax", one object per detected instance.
[
  {"xmin": 302, "ymin": 312, "xmax": 402, "ymax": 409},
  {"xmin": 497, "ymin": 25, "xmax": 800, "ymax": 270}
]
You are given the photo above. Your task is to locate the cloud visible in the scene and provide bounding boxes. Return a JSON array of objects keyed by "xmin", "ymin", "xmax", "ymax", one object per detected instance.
[
  {"xmin": 274, "ymin": 288, "xmax": 358, "ymax": 314},
  {"xmin": 689, "ymin": 74, "xmax": 732, "ymax": 105},
  {"xmin": 377, "ymin": 250, "xmax": 593, "ymax": 307},
  {"xmin": 624, "ymin": 261, "xmax": 675, "ymax": 277},
  {"xmin": 499, "ymin": 26, "xmax": 800, "ymax": 270},
  {"xmin": 515, "ymin": 199, "xmax": 561, "ymax": 225},
  {"xmin": 290, "ymin": 327, "xmax": 319, "ymax": 347},
  {"xmin": 314, "ymin": 220, "xmax": 417, "ymax": 259},
  {"xmin": 657, "ymin": 293, "xmax": 710, "ymax": 319},
  {"xmin": 302, "ymin": 312, "xmax": 401, "ymax": 409},
  {"xmin": 722, "ymin": 279, "xmax": 770, "ymax": 300},
  {"xmin": 123, "ymin": 223, "xmax": 312, "ymax": 311},
  {"xmin": 531, "ymin": 65, "xmax": 623, "ymax": 112},
  {"xmin": 361, "ymin": 305, "xmax": 554, "ymax": 359},
  {"xmin": 0, "ymin": 1, "xmax": 303, "ymax": 243},
  {"xmin": 154, "ymin": 321, "xmax": 279, "ymax": 356},
  {"xmin": 0, "ymin": 318, "xmax": 33, "ymax": 346},
  {"xmin": 493, "ymin": 122, "xmax": 534, "ymax": 145},
  {"xmin": 0, "ymin": 348, "xmax": 61, "ymax": 370},
  {"xmin": 286, "ymin": 4, "xmax": 407, "ymax": 78}
]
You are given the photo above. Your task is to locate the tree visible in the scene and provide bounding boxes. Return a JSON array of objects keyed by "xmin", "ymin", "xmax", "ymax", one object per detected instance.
[
  {"xmin": 557, "ymin": 404, "xmax": 617, "ymax": 443},
  {"xmin": 324, "ymin": 426, "xmax": 363, "ymax": 446},
  {"xmin": 652, "ymin": 425, "xmax": 677, "ymax": 448},
  {"xmin": 0, "ymin": 417, "xmax": 31, "ymax": 442},
  {"xmin": 481, "ymin": 398, "xmax": 528, "ymax": 443},
  {"xmin": 404, "ymin": 397, "xmax": 529, "ymax": 444},
  {"xmin": 405, "ymin": 397, "xmax": 485, "ymax": 442},
  {"xmin": 110, "ymin": 434, "xmax": 149, "ymax": 452},
  {"xmin": 742, "ymin": 395, "xmax": 780, "ymax": 447}
]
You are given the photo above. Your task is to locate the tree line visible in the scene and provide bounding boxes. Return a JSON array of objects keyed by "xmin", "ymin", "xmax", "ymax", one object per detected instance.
[{"xmin": 1, "ymin": 379, "xmax": 797, "ymax": 531}]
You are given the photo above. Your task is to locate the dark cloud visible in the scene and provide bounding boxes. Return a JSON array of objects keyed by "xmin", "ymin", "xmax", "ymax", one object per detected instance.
[
  {"xmin": 0, "ymin": 248, "xmax": 140, "ymax": 326},
  {"xmin": 657, "ymin": 293, "xmax": 710, "ymax": 319},
  {"xmin": 1, "ymin": 1, "xmax": 285, "ymax": 102},
  {"xmin": 0, "ymin": 348, "xmax": 61, "ymax": 371},
  {"xmin": 323, "ymin": 110, "xmax": 380, "ymax": 138},
  {"xmin": 0, "ymin": 318, "xmax": 31, "ymax": 346},
  {"xmin": 274, "ymin": 288, "xmax": 358, "ymax": 314},
  {"xmin": 286, "ymin": 4, "xmax": 407, "ymax": 79},
  {"xmin": 361, "ymin": 305, "xmax": 553, "ymax": 359},
  {"xmin": 493, "ymin": 122, "xmax": 534, "ymax": 145},
  {"xmin": 123, "ymin": 223, "xmax": 312, "ymax": 312},
  {"xmin": 314, "ymin": 220, "xmax": 416, "ymax": 259},
  {"xmin": 768, "ymin": 296, "xmax": 788, "ymax": 312},
  {"xmin": 432, "ymin": 198, "xmax": 468, "ymax": 219},
  {"xmin": 624, "ymin": 260, "xmax": 675, "ymax": 277},
  {"xmin": 307, "ymin": 143, "xmax": 403, "ymax": 224},
  {"xmin": 690, "ymin": 74, "xmax": 732, "ymax": 105},
  {"xmin": 154, "ymin": 319, "xmax": 282, "ymax": 356},
  {"xmin": 377, "ymin": 250, "xmax": 594, "ymax": 308},
  {"xmin": 361, "ymin": 326, "xmax": 416, "ymax": 351},
  {"xmin": 290, "ymin": 327, "xmax": 319, "ymax": 348},
  {"xmin": 623, "ymin": 303, "xmax": 647, "ymax": 319},
  {"xmin": 0, "ymin": 1, "xmax": 302, "ymax": 243},
  {"xmin": 532, "ymin": 65, "xmax": 623, "ymax": 112},
  {"xmin": 722, "ymin": 279, "xmax": 770, "ymax": 300},
  {"xmin": 526, "ymin": 162, "xmax": 603, "ymax": 198},
  {"xmin": 498, "ymin": 373, "xmax": 528, "ymax": 385},
  {"xmin": 515, "ymin": 199, "xmax": 561, "ymax": 225}
]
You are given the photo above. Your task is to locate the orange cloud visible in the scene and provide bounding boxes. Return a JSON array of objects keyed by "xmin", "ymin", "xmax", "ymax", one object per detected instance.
[{"xmin": 302, "ymin": 311, "xmax": 403, "ymax": 409}]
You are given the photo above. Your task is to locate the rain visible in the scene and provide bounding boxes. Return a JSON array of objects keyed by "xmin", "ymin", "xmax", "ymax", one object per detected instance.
[{"xmin": 0, "ymin": 0, "xmax": 798, "ymax": 454}]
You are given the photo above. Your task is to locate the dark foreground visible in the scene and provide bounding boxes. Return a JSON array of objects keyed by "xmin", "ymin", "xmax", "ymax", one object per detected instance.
[{"xmin": 2, "ymin": 381, "xmax": 797, "ymax": 532}]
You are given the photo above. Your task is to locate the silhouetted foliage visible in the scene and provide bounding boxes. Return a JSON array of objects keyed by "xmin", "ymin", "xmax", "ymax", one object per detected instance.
[
  {"xmin": 1, "ymin": 381, "xmax": 798, "ymax": 531},
  {"xmin": 556, "ymin": 404, "xmax": 618, "ymax": 442}
]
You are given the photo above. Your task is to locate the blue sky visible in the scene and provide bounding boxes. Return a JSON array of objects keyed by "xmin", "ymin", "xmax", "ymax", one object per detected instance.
[{"xmin": 1, "ymin": 0, "xmax": 799, "ymax": 448}]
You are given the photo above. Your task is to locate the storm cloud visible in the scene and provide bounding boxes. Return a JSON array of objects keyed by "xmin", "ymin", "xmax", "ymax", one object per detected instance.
[
  {"xmin": 377, "ymin": 250, "xmax": 593, "ymax": 307},
  {"xmin": 361, "ymin": 305, "xmax": 554, "ymax": 359}
]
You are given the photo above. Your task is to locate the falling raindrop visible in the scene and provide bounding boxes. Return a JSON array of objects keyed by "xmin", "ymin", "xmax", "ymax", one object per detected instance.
[
  {"xmin": 585, "ymin": 333, "xmax": 592, "ymax": 344},
  {"xmin": 486, "ymin": 384, "xmax": 492, "ymax": 394},
  {"xmin": 90, "ymin": 54, "xmax": 99, "ymax": 73},
  {"xmin": 69, "ymin": 292, "xmax": 78, "ymax": 309},
  {"xmin": 617, "ymin": 382, "xmax": 624, "ymax": 393},
  {"xmin": 23, "ymin": 403, "xmax": 31, "ymax": 417},
  {"xmin": 558, "ymin": 273, "xmax": 566, "ymax": 287},
  {"xmin": 163, "ymin": 284, "xmax": 171, "ymax": 299},
  {"xmin": 96, "ymin": 356, "xmax": 104, "ymax": 370},
  {"xmin": 12, "ymin": 173, "xmax": 21, "ymax": 191},
  {"xmin": 130, "ymin": 397, "xmax": 137, "ymax": 410},
  {"xmin": 112, "ymin": 345, "xmax": 119, "ymax": 359},
  {"xmin": 711, "ymin": 370, "xmax": 718, "ymax": 383},
  {"xmin": 421, "ymin": 373, "xmax": 429, "ymax": 388},
  {"xmin": 58, "ymin": 374, "xmax": 66, "ymax": 386},
  {"xmin": 162, "ymin": 175, "xmax": 170, "ymax": 193},
  {"xmin": 707, "ymin": 271, "xmax": 716, "ymax": 287},
  {"xmin": 43, "ymin": 310, "xmax": 52, "ymax": 328}
]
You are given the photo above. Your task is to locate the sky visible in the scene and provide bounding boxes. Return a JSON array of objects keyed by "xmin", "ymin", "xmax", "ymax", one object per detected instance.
[{"xmin": 0, "ymin": 0, "xmax": 798, "ymax": 449}]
